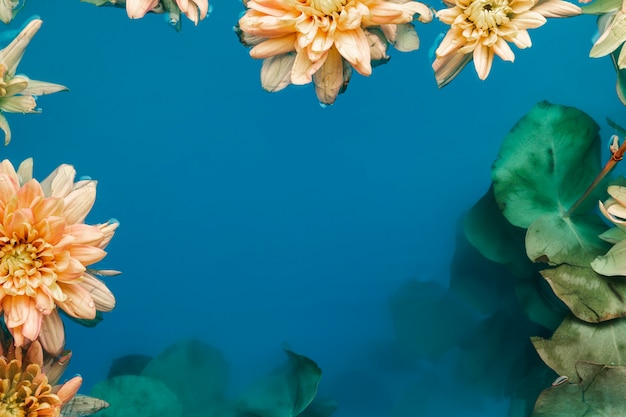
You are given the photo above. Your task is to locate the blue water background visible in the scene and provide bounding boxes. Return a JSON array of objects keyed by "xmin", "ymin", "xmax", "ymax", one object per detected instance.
[{"xmin": 3, "ymin": 1, "xmax": 625, "ymax": 415}]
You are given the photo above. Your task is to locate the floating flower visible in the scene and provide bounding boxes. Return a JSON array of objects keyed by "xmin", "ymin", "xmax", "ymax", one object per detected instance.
[
  {"xmin": 0, "ymin": 0, "xmax": 23, "ymax": 24},
  {"xmin": 432, "ymin": 0, "xmax": 580, "ymax": 87},
  {"xmin": 0, "ymin": 158, "xmax": 119, "ymax": 356},
  {"xmin": 0, "ymin": 19, "xmax": 68, "ymax": 145},
  {"xmin": 81, "ymin": 0, "xmax": 210, "ymax": 27},
  {"xmin": 236, "ymin": 0, "xmax": 433, "ymax": 104},
  {"xmin": 590, "ymin": 184, "xmax": 626, "ymax": 276}
]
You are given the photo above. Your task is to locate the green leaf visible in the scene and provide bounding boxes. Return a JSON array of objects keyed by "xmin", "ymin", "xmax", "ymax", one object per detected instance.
[
  {"xmin": 463, "ymin": 186, "xmax": 535, "ymax": 278},
  {"xmin": 541, "ymin": 264, "xmax": 626, "ymax": 322},
  {"xmin": 582, "ymin": 0, "xmax": 622, "ymax": 14},
  {"xmin": 515, "ymin": 276, "xmax": 568, "ymax": 330},
  {"xmin": 531, "ymin": 315, "xmax": 626, "ymax": 383},
  {"xmin": 236, "ymin": 347, "xmax": 322, "ymax": 417},
  {"xmin": 525, "ymin": 214, "xmax": 610, "ymax": 267},
  {"xmin": 492, "ymin": 101, "xmax": 602, "ymax": 229},
  {"xmin": 531, "ymin": 362, "xmax": 626, "ymax": 416}
]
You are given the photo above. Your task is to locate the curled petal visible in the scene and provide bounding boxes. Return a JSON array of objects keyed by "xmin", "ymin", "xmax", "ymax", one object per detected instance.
[
  {"xmin": 39, "ymin": 310, "xmax": 65, "ymax": 356},
  {"xmin": 313, "ymin": 46, "xmax": 345, "ymax": 104},
  {"xmin": 78, "ymin": 273, "xmax": 116, "ymax": 312},
  {"xmin": 261, "ymin": 53, "xmax": 296, "ymax": 92},
  {"xmin": 334, "ymin": 28, "xmax": 372, "ymax": 75}
]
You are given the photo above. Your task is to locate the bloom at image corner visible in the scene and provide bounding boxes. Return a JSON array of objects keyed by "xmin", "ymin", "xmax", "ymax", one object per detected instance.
[
  {"xmin": 0, "ymin": 341, "xmax": 83, "ymax": 417},
  {"xmin": 237, "ymin": 0, "xmax": 433, "ymax": 104},
  {"xmin": 0, "ymin": 158, "xmax": 118, "ymax": 356},
  {"xmin": 432, "ymin": 0, "xmax": 581, "ymax": 87}
]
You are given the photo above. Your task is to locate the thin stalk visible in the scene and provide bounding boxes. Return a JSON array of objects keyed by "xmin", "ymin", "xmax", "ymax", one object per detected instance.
[{"xmin": 566, "ymin": 135, "xmax": 626, "ymax": 218}]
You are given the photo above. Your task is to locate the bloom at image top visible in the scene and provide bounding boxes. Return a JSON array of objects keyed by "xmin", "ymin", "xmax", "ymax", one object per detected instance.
[
  {"xmin": 0, "ymin": 159, "xmax": 118, "ymax": 356},
  {"xmin": 432, "ymin": 0, "xmax": 581, "ymax": 86},
  {"xmin": 237, "ymin": 0, "xmax": 433, "ymax": 104},
  {"xmin": 0, "ymin": 18, "xmax": 68, "ymax": 145},
  {"xmin": 81, "ymin": 0, "xmax": 210, "ymax": 26}
]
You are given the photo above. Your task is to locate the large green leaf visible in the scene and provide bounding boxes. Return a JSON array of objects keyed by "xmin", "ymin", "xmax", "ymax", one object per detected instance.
[
  {"xmin": 541, "ymin": 264, "xmax": 626, "ymax": 322},
  {"xmin": 531, "ymin": 362, "xmax": 626, "ymax": 416},
  {"xmin": 492, "ymin": 101, "xmax": 601, "ymax": 229},
  {"xmin": 235, "ymin": 347, "xmax": 322, "ymax": 417},
  {"xmin": 531, "ymin": 315, "xmax": 626, "ymax": 383},
  {"xmin": 463, "ymin": 186, "xmax": 535, "ymax": 278}
]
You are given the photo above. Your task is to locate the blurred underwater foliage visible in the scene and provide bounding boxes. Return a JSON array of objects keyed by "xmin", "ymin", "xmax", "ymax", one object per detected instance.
[
  {"xmin": 89, "ymin": 339, "xmax": 336, "ymax": 417},
  {"xmin": 389, "ymin": 101, "xmax": 626, "ymax": 416}
]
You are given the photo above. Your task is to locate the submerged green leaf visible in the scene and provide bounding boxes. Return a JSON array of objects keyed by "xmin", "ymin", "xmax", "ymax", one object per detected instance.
[
  {"xmin": 463, "ymin": 186, "xmax": 535, "ymax": 278},
  {"xmin": 141, "ymin": 339, "xmax": 229, "ymax": 417},
  {"xmin": 532, "ymin": 315, "xmax": 626, "ymax": 383},
  {"xmin": 492, "ymin": 101, "xmax": 601, "ymax": 228},
  {"xmin": 90, "ymin": 375, "xmax": 183, "ymax": 417},
  {"xmin": 390, "ymin": 279, "xmax": 479, "ymax": 360},
  {"xmin": 236, "ymin": 347, "xmax": 322, "ymax": 417}
]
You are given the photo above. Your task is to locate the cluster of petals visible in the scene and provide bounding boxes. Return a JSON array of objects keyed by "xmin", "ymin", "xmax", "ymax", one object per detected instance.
[
  {"xmin": 0, "ymin": 158, "xmax": 118, "ymax": 356},
  {"xmin": 82, "ymin": 0, "xmax": 210, "ymax": 26},
  {"xmin": 0, "ymin": 341, "xmax": 81, "ymax": 417},
  {"xmin": 0, "ymin": 18, "xmax": 67, "ymax": 145},
  {"xmin": 432, "ymin": 0, "xmax": 580, "ymax": 87},
  {"xmin": 237, "ymin": 0, "xmax": 433, "ymax": 104}
]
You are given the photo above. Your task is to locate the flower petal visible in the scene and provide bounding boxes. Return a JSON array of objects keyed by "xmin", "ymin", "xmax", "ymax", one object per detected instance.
[{"xmin": 261, "ymin": 53, "xmax": 296, "ymax": 92}]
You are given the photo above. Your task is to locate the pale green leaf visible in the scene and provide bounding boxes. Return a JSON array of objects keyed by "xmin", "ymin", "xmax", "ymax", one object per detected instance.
[
  {"xmin": 541, "ymin": 264, "xmax": 626, "ymax": 322},
  {"xmin": 582, "ymin": 0, "xmax": 622, "ymax": 14},
  {"xmin": 532, "ymin": 362, "xmax": 626, "ymax": 416},
  {"xmin": 592, "ymin": 239, "xmax": 626, "ymax": 276},
  {"xmin": 531, "ymin": 315, "xmax": 626, "ymax": 384},
  {"xmin": 525, "ymin": 214, "xmax": 610, "ymax": 267}
]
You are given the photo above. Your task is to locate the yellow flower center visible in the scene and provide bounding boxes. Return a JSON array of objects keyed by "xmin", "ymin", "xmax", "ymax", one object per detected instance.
[
  {"xmin": 465, "ymin": 0, "xmax": 512, "ymax": 30},
  {"xmin": 308, "ymin": 0, "xmax": 348, "ymax": 15},
  {"xmin": 0, "ymin": 237, "xmax": 55, "ymax": 297},
  {"xmin": 0, "ymin": 396, "xmax": 25, "ymax": 417}
]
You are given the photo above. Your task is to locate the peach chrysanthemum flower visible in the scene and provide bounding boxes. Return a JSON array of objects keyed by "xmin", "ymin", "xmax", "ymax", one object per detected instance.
[
  {"xmin": 0, "ymin": 158, "xmax": 118, "ymax": 356},
  {"xmin": 432, "ymin": 0, "xmax": 580, "ymax": 86},
  {"xmin": 236, "ymin": 0, "xmax": 433, "ymax": 104}
]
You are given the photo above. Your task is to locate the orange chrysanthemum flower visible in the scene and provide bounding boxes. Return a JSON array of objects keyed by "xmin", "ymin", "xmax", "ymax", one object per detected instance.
[
  {"xmin": 432, "ymin": 0, "xmax": 580, "ymax": 86},
  {"xmin": 0, "ymin": 159, "xmax": 118, "ymax": 355},
  {"xmin": 237, "ymin": 0, "xmax": 433, "ymax": 104},
  {"xmin": 0, "ymin": 341, "xmax": 82, "ymax": 417}
]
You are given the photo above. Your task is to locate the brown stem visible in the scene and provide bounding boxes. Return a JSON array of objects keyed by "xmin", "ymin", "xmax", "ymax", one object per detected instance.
[{"xmin": 565, "ymin": 136, "xmax": 626, "ymax": 218}]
